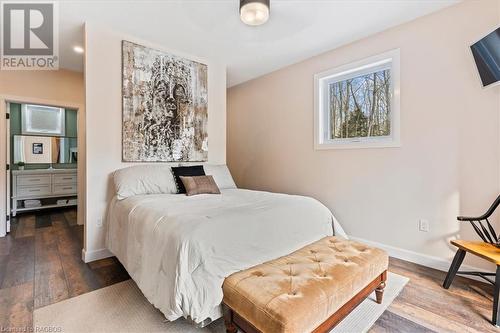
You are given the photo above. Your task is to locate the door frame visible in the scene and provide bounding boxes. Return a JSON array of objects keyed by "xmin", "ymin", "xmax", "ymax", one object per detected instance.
[
  {"xmin": 5, "ymin": 102, "xmax": 10, "ymax": 233},
  {"xmin": 0, "ymin": 94, "xmax": 85, "ymax": 240}
]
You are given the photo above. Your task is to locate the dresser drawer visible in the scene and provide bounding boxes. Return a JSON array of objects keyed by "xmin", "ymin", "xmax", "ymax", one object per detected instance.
[
  {"xmin": 53, "ymin": 174, "xmax": 77, "ymax": 184},
  {"xmin": 53, "ymin": 184, "xmax": 77, "ymax": 195},
  {"xmin": 17, "ymin": 175, "xmax": 51, "ymax": 186},
  {"xmin": 17, "ymin": 185, "xmax": 51, "ymax": 197}
]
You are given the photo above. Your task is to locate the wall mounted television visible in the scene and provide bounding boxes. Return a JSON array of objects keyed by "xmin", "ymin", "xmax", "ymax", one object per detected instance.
[{"xmin": 470, "ymin": 27, "xmax": 500, "ymax": 88}]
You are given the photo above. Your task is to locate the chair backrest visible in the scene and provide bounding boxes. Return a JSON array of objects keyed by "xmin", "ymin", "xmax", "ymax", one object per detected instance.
[{"xmin": 457, "ymin": 195, "xmax": 500, "ymax": 245}]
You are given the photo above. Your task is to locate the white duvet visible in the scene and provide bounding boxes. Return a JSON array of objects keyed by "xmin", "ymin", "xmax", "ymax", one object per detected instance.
[{"xmin": 106, "ymin": 189, "xmax": 346, "ymax": 325}]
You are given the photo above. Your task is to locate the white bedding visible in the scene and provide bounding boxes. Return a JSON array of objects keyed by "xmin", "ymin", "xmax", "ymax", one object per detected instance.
[{"xmin": 106, "ymin": 189, "xmax": 347, "ymax": 325}]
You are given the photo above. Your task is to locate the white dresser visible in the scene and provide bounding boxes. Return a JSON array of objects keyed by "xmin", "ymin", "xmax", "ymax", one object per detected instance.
[{"xmin": 11, "ymin": 169, "xmax": 77, "ymax": 216}]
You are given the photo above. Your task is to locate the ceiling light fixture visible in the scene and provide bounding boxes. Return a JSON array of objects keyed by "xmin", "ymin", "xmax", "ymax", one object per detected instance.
[
  {"xmin": 240, "ymin": 0, "xmax": 270, "ymax": 26},
  {"xmin": 73, "ymin": 46, "xmax": 84, "ymax": 54}
]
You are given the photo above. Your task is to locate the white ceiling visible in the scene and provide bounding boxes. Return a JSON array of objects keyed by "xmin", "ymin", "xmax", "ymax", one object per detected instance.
[{"xmin": 59, "ymin": 0, "xmax": 459, "ymax": 87}]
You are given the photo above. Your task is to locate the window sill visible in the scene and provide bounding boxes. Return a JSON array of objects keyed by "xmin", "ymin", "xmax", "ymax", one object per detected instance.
[{"xmin": 314, "ymin": 140, "xmax": 401, "ymax": 150}]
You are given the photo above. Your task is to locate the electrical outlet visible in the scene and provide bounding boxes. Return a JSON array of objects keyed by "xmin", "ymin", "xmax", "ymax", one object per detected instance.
[
  {"xmin": 419, "ymin": 219, "xmax": 429, "ymax": 232},
  {"xmin": 96, "ymin": 218, "xmax": 103, "ymax": 227}
]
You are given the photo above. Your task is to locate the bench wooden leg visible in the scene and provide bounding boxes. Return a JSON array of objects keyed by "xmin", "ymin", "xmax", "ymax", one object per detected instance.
[
  {"xmin": 375, "ymin": 282, "xmax": 385, "ymax": 304},
  {"xmin": 223, "ymin": 303, "xmax": 238, "ymax": 333},
  {"xmin": 375, "ymin": 271, "xmax": 387, "ymax": 304},
  {"xmin": 443, "ymin": 248, "xmax": 466, "ymax": 289}
]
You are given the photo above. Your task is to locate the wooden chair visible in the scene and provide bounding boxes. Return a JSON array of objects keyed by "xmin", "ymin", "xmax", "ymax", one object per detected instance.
[{"xmin": 443, "ymin": 195, "xmax": 500, "ymax": 326}]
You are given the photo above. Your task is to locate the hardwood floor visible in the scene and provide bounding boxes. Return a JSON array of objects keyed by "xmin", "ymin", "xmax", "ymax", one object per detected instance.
[
  {"xmin": 0, "ymin": 209, "xmax": 498, "ymax": 332},
  {"xmin": 372, "ymin": 257, "xmax": 497, "ymax": 333},
  {"xmin": 0, "ymin": 209, "xmax": 129, "ymax": 330}
]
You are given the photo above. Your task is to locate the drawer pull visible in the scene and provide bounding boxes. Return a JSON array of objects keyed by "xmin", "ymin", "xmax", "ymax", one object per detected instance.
[
  {"xmin": 62, "ymin": 177, "xmax": 73, "ymax": 180},
  {"xmin": 62, "ymin": 187, "xmax": 73, "ymax": 190},
  {"xmin": 29, "ymin": 189, "xmax": 40, "ymax": 192},
  {"xmin": 29, "ymin": 179, "xmax": 41, "ymax": 182}
]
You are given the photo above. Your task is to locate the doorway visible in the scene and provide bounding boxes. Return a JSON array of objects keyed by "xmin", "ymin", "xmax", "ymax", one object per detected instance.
[
  {"xmin": 1, "ymin": 96, "xmax": 84, "ymax": 239},
  {"xmin": 6, "ymin": 101, "xmax": 78, "ymax": 228}
]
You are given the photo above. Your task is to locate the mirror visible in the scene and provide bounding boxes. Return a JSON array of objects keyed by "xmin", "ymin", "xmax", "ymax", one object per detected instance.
[{"xmin": 13, "ymin": 135, "xmax": 77, "ymax": 164}]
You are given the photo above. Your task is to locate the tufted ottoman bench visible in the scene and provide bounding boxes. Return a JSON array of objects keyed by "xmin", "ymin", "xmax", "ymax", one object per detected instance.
[{"xmin": 222, "ymin": 236, "xmax": 388, "ymax": 333}]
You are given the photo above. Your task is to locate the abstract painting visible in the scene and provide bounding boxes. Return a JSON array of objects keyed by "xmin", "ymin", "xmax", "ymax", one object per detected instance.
[{"xmin": 122, "ymin": 40, "xmax": 208, "ymax": 162}]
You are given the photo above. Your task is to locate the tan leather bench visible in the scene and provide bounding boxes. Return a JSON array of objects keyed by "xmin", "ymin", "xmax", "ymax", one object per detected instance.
[{"xmin": 222, "ymin": 236, "xmax": 388, "ymax": 333}]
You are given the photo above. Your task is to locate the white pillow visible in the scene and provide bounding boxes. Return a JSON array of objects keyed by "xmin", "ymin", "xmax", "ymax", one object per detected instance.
[
  {"xmin": 113, "ymin": 165, "xmax": 178, "ymax": 200},
  {"xmin": 203, "ymin": 164, "xmax": 237, "ymax": 189}
]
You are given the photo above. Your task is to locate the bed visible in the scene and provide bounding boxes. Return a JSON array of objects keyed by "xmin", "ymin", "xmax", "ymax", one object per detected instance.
[{"xmin": 106, "ymin": 165, "xmax": 347, "ymax": 326}]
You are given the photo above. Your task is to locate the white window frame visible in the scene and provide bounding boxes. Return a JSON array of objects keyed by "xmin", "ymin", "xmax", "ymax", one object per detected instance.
[
  {"xmin": 21, "ymin": 103, "xmax": 65, "ymax": 136},
  {"xmin": 314, "ymin": 49, "xmax": 401, "ymax": 150}
]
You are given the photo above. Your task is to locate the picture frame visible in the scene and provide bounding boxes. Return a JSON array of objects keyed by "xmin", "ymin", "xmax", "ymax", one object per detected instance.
[{"xmin": 32, "ymin": 143, "xmax": 43, "ymax": 155}]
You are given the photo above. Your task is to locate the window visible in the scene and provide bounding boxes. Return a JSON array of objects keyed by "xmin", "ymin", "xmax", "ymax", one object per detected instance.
[
  {"xmin": 21, "ymin": 104, "xmax": 65, "ymax": 136},
  {"xmin": 314, "ymin": 49, "xmax": 400, "ymax": 149}
]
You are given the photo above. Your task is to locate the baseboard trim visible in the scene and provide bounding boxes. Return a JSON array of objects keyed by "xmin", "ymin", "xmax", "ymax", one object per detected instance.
[
  {"xmin": 350, "ymin": 236, "xmax": 494, "ymax": 283},
  {"xmin": 82, "ymin": 248, "xmax": 113, "ymax": 263},
  {"xmin": 80, "ymin": 238, "xmax": 493, "ymax": 281}
]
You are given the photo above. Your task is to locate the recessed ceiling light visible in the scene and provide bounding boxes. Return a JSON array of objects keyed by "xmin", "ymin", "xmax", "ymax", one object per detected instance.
[
  {"xmin": 73, "ymin": 46, "xmax": 84, "ymax": 54},
  {"xmin": 240, "ymin": 0, "xmax": 270, "ymax": 26}
]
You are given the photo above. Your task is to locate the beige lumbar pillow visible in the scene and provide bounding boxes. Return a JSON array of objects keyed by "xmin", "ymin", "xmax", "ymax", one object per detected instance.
[{"xmin": 179, "ymin": 175, "xmax": 221, "ymax": 196}]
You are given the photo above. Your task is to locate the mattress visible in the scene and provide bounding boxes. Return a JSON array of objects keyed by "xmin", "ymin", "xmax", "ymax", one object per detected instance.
[{"xmin": 106, "ymin": 188, "xmax": 347, "ymax": 325}]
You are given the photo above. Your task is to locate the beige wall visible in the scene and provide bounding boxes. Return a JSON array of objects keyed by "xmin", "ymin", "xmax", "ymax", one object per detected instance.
[
  {"xmin": 0, "ymin": 69, "xmax": 85, "ymax": 237},
  {"xmin": 227, "ymin": 0, "xmax": 500, "ymax": 270},
  {"xmin": 84, "ymin": 23, "xmax": 227, "ymax": 261},
  {"xmin": 0, "ymin": 70, "xmax": 84, "ymax": 104}
]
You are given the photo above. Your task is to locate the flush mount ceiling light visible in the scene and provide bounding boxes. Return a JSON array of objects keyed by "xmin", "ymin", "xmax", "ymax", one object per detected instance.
[{"xmin": 240, "ymin": 0, "xmax": 270, "ymax": 26}]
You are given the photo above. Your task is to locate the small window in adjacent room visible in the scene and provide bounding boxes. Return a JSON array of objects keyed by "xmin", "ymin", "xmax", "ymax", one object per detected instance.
[
  {"xmin": 314, "ymin": 49, "xmax": 400, "ymax": 149},
  {"xmin": 21, "ymin": 103, "xmax": 66, "ymax": 136}
]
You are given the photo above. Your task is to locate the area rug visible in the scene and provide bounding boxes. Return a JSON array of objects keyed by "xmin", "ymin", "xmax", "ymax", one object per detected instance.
[{"xmin": 34, "ymin": 272, "xmax": 408, "ymax": 333}]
